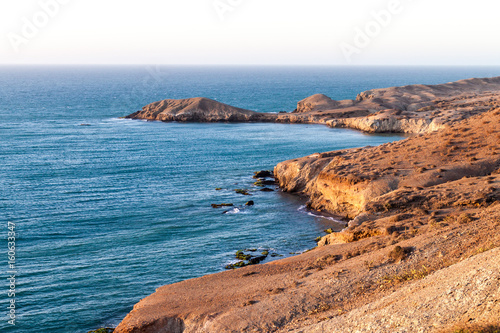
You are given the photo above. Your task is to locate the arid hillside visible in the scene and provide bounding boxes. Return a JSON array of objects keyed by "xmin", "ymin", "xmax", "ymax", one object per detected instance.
[{"xmin": 115, "ymin": 106, "xmax": 500, "ymax": 332}]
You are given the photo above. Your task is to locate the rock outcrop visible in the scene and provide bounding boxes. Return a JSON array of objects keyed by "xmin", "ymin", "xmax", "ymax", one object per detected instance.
[
  {"xmin": 294, "ymin": 94, "xmax": 342, "ymax": 113},
  {"xmin": 125, "ymin": 97, "xmax": 277, "ymax": 122}
]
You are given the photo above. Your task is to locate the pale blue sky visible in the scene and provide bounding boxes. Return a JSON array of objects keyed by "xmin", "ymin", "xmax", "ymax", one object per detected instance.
[{"xmin": 1, "ymin": 0, "xmax": 499, "ymax": 65}]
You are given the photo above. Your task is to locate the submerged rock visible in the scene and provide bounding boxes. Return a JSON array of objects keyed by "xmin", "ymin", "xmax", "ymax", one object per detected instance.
[
  {"xmin": 254, "ymin": 179, "xmax": 276, "ymax": 187},
  {"xmin": 87, "ymin": 329, "xmax": 114, "ymax": 333},
  {"xmin": 226, "ymin": 249, "xmax": 270, "ymax": 269},
  {"xmin": 225, "ymin": 261, "xmax": 247, "ymax": 269},
  {"xmin": 248, "ymin": 255, "xmax": 267, "ymax": 265},
  {"xmin": 235, "ymin": 189, "xmax": 251, "ymax": 195},
  {"xmin": 211, "ymin": 203, "xmax": 234, "ymax": 208}
]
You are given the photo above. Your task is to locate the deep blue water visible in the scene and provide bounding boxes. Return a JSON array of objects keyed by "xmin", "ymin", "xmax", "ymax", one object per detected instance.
[{"xmin": 1, "ymin": 66, "xmax": 499, "ymax": 332}]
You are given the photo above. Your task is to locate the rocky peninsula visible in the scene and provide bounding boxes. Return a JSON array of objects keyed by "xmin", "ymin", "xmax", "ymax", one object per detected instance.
[
  {"xmin": 115, "ymin": 77, "xmax": 500, "ymax": 333},
  {"xmin": 126, "ymin": 76, "xmax": 500, "ymax": 134}
]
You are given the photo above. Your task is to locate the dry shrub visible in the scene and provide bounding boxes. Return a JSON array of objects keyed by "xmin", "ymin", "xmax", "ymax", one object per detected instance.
[
  {"xmin": 443, "ymin": 215, "xmax": 456, "ymax": 224},
  {"xmin": 308, "ymin": 303, "xmax": 331, "ymax": 315},
  {"xmin": 388, "ymin": 245, "xmax": 412, "ymax": 262},
  {"xmin": 339, "ymin": 228, "xmax": 382, "ymax": 242},
  {"xmin": 457, "ymin": 213, "xmax": 473, "ymax": 224}
]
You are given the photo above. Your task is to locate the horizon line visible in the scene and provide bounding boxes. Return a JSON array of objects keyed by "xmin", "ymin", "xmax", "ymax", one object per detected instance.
[{"xmin": 1, "ymin": 63, "xmax": 500, "ymax": 67}]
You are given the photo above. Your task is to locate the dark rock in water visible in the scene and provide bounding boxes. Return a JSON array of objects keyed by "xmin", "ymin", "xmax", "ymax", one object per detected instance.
[
  {"xmin": 225, "ymin": 261, "xmax": 247, "ymax": 269},
  {"xmin": 80, "ymin": 123, "xmax": 91, "ymax": 126},
  {"xmin": 253, "ymin": 180, "xmax": 265, "ymax": 187},
  {"xmin": 253, "ymin": 170, "xmax": 273, "ymax": 178},
  {"xmin": 235, "ymin": 189, "xmax": 251, "ymax": 195},
  {"xmin": 245, "ymin": 201, "xmax": 254, "ymax": 206},
  {"xmin": 87, "ymin": 329, "xmax": 114, "ymax": 333},
  {"xmin": 254, "ymin": 179, "xmax": 276, "ymax": 187},
  {"xmin": 236, "ymin": 253, "xmax": 252, "ymax": 261},
  {"xmin": 215, "ymin": 188, "xmax": 222, "ymax": 191},
  {"xmin": 260, "ymin": 188, "xmax": 274, "ymax": 192},
  {"xmin": 236, "ymin": 250, "xmax": 252, "ymax": 260},
  {"xmin": 211, "ymin": 203, "xmax": 234, "ymax": 208},
  {"xmin": 248, "ymin": 255, "xmax": 267, "ymax": 265},
  {"xmin": 225, "ymin": 249, "xmax": 272, "ymax": 269}
]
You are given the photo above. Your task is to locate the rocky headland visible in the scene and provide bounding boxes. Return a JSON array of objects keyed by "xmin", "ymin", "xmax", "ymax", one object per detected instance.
[
  {"xmin": 115, "ymin": 78, "xmax": 500, "ymax": 333},
  {"xmin": 125, "ymin": 97, "xmax": 276, "ymax": 123},
  {"xmin": 126, "ymin": 77, "xmax": 500, "ymax": 134}
]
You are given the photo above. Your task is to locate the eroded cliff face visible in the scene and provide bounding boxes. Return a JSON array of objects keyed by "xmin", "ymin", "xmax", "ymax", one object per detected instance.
[
  {"xmin": 275, "ymin": 150, "xmax": 375, "ymax": 219},
  {"xmin": 275, "ymin": 108, "xmax": 500, "ymax": 223},
  {"xmin": 326, "ymin": 116, "xmax": 445, "ymax": 134}
]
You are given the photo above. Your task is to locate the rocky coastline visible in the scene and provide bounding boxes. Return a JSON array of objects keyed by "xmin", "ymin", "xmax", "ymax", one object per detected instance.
[
  {"xmin": 114, "ymin": 77, "xmax": 500, "ymax": 333},
  {"xmin": 126, "ymin": 76, "xmax": 500, "ymax": 134}
]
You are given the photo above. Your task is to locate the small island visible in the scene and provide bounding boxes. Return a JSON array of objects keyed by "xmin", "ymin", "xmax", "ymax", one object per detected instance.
[{"xmin": 115, "ymin": 77, "xmax": 500, "ymax": 333}]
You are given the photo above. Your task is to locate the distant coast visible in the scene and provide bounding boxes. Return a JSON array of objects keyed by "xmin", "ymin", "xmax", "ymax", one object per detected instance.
[
  {"xmin": 115, "ymin": 77, "xmax": 500, "ymax": 333},
  {"xmin": 125, "ymin": 76, "xmax": 500, "ymax": 134}
]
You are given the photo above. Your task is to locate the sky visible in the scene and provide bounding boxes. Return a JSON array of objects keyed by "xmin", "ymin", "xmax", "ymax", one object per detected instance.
[{"xmin": 1, "ymin": 0, "xmax": 500, "ymax": 65}]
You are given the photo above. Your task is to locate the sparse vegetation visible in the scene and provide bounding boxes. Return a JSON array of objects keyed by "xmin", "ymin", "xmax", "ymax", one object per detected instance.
[
  {"xmin": 308, "ymin": 303, "xmax": 331, "ymax": 315},
  {"xmin": 381, "ymin": 265, "xmax": 430, "ymax": 285}
]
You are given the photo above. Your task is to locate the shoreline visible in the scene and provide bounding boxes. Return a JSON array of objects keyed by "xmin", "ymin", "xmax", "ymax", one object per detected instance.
[{"xmin": 114, "ymin": 77, "xmax": 500, "ymax": 332}]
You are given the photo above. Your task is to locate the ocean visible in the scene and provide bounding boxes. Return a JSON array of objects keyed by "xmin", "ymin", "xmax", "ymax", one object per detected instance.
[{"xmin": 1, "ymin": 66, "xmax": 499, "ymax": 332}]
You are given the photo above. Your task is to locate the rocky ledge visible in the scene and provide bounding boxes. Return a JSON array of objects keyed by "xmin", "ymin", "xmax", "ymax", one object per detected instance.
[{"xmin": 126, "ymin": 77, "xmax": 500, "ymax": 134}]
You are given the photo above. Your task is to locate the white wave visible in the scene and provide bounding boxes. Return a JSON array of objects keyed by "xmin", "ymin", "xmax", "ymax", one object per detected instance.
[
  {"xmin": 297, "ymin": 205, "xmax": 345, "ymax": 224},
  {"xmin": 225, "ymin": 207, "xmax": 241, "ymax": 214}
]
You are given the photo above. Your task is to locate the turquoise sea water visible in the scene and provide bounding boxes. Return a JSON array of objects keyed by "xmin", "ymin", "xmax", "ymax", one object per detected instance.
[{"xmin": 1, "ymin": 66, "xmax": 500, "ymax": 332}]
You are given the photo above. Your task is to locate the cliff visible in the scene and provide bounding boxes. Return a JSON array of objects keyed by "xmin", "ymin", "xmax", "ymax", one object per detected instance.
[{"xmin": 275, "ymin": 108, "xmax": 500, "ymax": 220}]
